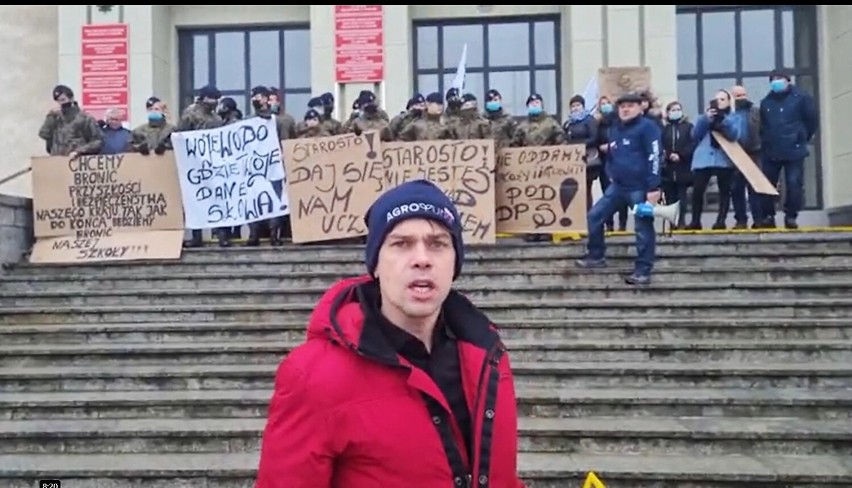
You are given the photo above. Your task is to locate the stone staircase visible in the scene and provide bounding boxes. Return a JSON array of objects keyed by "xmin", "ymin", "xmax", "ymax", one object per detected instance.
[{"xmin": 1, "ymin": 232, "xmax": 852, "ymax": 488}]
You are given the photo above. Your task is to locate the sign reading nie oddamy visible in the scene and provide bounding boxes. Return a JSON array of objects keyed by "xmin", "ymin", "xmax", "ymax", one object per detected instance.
[
  {"xmin": 381, "ymin": 140, "xmax": 496, "ymax": 244},
  {"xmin": 495, "ymin": 144, "xmax": 587, "ymax": 233},
  {"xmin": 30, "ymin": 153, "xmax": 184, "ymax": 263},
  {"xmin": 283, "ymin": 132, "xmax": 383, "ymax": 243},
  {"xmin": 171, "ymin": 116, "xmax": 289, "ymax": 229}
]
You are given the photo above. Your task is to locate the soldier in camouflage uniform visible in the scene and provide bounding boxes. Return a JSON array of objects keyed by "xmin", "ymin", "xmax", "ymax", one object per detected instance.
[
  {"xmin": 512, "ymin": 93, "xmax": 563, "ymax": 147},
  {"xmin": 483, "ymin": 89, "xmax": 517, "ymax": 151},
  {"xmin": 176, "ymin": 84, "xmax": 225, "ymax": 248},
  {"xmin": 341, "ymin": 99, "xmax": 360, "ymax": 133},
  {"xmin": 297, "ymin": 109, "xmax": 330, "ymax": 138},
  {"xmin": 217, "ymin": 97, "xmax": 243, "ymax": 125},
  {"xmin": 268, "ymin": 87, "xmax": 298, "ymax": 141},
  {"xmin": 389, "ymin": 94, "xmax": 425, "ymax": 140},
  {"xmin": 131, "ymin": 96, "xmax": 175, "ymax": 155},
  {"xmin": 308, "ymin": 92, "xmax": 343, "ymax": 135},
  {"xmin": 513, "ymin": 93, "xmax": 564, "ymax": 242},
  {"xmin": 38, "ymin": 84, "xmax": 104, "ymax": 157},
  {"xmin": 348, "ymin": 91, "xmax": 393, "ymax": 141},
  {"xmin": 398, "ymin": 92, "xmax": 456, "ymax": 141},
  {"xmin": 442, "ymin": 87, "xmax": 463, "ymax": 135},
  {"xmin": 454, "ymin": 93, "xmax": 491, "ymax": 140}
]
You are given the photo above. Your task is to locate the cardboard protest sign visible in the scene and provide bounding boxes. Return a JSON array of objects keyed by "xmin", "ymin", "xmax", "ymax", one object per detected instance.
[
  {"xmin": 712, "ymin": 132, "xmax": 779, "ymax": 195},
  {"xmin": 171, "ymin": 117, "xmax": 289, "ymax": 229},
  {"xmin": 495, "ymin": 145, "xmax": 587, "ymax": 233},
  {"xmin": 30, "ymin": 153, "xmax": 184, "ymax": 264},
  {"xmin": 598, "ymin": 66, "xmax": 652, "ymax": 99},
  {"xmin": 381, "ymin": 140, "xmax": 496, "ymax": 244},
  {"xmin": 282, "ymin": 132, "xmax": 383, "ymax": 243}
]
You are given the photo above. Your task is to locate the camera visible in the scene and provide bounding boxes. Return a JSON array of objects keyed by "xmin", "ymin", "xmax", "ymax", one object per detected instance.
[{"xmin": 709, "ymin": 99, "xmax": 719, "ymax": 111}]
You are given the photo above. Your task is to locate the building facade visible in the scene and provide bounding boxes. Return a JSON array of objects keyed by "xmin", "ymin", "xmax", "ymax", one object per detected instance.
[{"xmin": 2, "ymin": 5, "xmax": 851, "ymax": 225}]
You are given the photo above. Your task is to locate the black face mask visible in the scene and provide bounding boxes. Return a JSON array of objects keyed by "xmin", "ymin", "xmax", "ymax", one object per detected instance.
[
  {"xmin": 60, "ymin": 101, "xmax": 74, "ymax": 111},
  {"xmin": 734, "ymin": 99, "xmax": 749, "ymax": 110},
  {"xmin": 363, "ymin": 103, "xmax": 378, "ymax": 114},
  {"xmin": 448, "ymin": 99, "xmax": 462, "ymax": 109},
  {"xmin": 323, "ymin": 105, "xmax": 333, "ymax": 116},
  {"xmin": 410, "ymin": 108, "xmax": 423, "ymax": 117},
  {"xmin": 252, "ymin": 100, "xmax": 264, "ymax": 111}
]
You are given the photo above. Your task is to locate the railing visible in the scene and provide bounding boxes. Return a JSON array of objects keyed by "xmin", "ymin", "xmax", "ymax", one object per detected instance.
[{"xmin": 0, "ymin": 167, "xmax": 32, "ymax": 187}]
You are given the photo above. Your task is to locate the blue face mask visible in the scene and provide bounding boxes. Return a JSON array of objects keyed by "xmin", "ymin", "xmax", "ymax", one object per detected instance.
[
  {"xmin": 270, "ymin": 103, "xmax": 280, "ymax": 114},
  {"xmin": 528, "ymin": 105, "xmax": 543, "ymax": 116},
  {"xmin": 668, "ymin": 110, "xmax": 683, "ymax": 121},
  {"xmin": 570, "ymin": 111, "xmax": 585, "ymax": 122},
  {"xmin": 485, "ymin": 101, "xmax": 501, "ymax": 112},
  {"xmin": 147, "ymin": 111, "xmax": 164, "ymax": 122},
  {"xmin": 600, "ymin": 103, "xmax": 613, "ymax": 114},
  {"xmin": 770, "ymin": 79, "xmax": 787, "ymax": 93}
]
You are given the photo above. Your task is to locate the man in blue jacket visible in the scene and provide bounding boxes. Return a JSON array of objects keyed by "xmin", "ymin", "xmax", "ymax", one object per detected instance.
[
  {"xmin": 575, "ymin": 92, "xmax": 662, "ymax": 285},
  {"xmin": 758, "ymin": 70, "xmax": 818, "ymax": 229}
]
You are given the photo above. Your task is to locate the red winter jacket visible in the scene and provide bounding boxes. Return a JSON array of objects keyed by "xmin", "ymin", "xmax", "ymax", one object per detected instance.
[{"xmin": 255, "ymin": 275, "xmax": 525, "ymax": 488}]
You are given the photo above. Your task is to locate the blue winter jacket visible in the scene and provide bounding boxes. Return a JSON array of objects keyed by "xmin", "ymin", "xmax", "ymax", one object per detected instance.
[
  {"xmin": 690, "ymin": 112, "xmax": 741, "ymax": 171},
  {"xmin": 759, "ymin": 86, "xmax": 818, "ymax": 162},
  {"xmin": 606, "ymin": 115, "xmax": 662, "ymax": 192}
]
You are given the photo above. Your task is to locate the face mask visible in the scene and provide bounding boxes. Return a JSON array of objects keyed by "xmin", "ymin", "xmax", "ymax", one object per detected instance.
[
  {"xmin": 147, "ymin": 112, "xmax": 164, "ymax": 122},
  {"xmin": 668, "ymin": 110, "xmax": 683, "ymax": 121},
  {"xmin": 600, "ymin": 103, "xmax": 613, "ymax": 114},
  {"xmin": 323, "ymin": 106, "xmax": 333, "ymax": 116},
  {"xmin": 351, "ymin": 110, "xmax": 360, "ymax": 118},
  {"xmin": 734, "ymin": 99, "xmax": 748, "ymax": 110},
  {"xmin": 363, "ymin": 103, "xmax": 378, "ymax": 114},
  {"xmin": 485, "ymin": 101, "xmax": 501, "ymax": 112},
  {"xmin": 770, "ymin": 79, "xmax": 787, "ymax": 93},
  {"xmin": 270, "ymin": 103, "xmax": 280, "ymax": 114},
  {"xmin": 570, "ymin": 111, "xmax": 585, "ymax": 122},
  {"xmin": 528, "ymin": 106, "xmax": 543, "ymax": 116},
  {"xmin": 410, "ymin": 108, "xmax": 423, "ymax": 117},
  {"xmin": 252, "ymin": 100, "xmax": 263, "ymax": 111},
  {"xmin": 448, "ymin": 99, "xmax": 462, "ymax": 109},
  {"xmin": 60, "ymin": 101, "xmax": 73, "ymax": 111}
]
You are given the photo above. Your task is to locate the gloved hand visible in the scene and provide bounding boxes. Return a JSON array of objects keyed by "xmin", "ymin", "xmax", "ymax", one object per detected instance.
[
  {"xmin": 154, "ymin": 142, "xmax": 167, "ymax": 155},
  {"xmin": 137, "ymin": 142, "xmax": 150, "ymax": 155}
]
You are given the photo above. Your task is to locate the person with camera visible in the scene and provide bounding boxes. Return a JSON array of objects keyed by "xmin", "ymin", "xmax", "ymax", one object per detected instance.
[{"xmin": 687, "ymin": 89, "xmax": 741, "ymax": 230}]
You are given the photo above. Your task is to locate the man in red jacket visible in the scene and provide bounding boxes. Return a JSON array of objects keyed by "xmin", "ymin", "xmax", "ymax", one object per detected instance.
[{"xmin": 255, "ymin": 179, "xmax": 525, "ymax": 488}]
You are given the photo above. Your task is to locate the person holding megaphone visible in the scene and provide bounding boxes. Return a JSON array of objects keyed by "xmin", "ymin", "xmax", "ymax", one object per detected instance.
[{"xmin": 575, "ymin": 91, "xmax": 663, "ymax": 286}]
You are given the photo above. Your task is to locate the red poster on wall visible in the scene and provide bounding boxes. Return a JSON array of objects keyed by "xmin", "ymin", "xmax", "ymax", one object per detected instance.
[
  {"xmin": 334, "ymin": 5, "xmax": 384, "ymax": 83},
  {"xmin": 81, "ymin": 23, "xmax": 130, "ymax": 122}
]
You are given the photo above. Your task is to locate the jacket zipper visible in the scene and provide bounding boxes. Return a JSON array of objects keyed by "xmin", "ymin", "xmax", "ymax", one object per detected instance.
[{"xmin": 467, "ymin": 342, "xmax": 503, "ymax": 486}]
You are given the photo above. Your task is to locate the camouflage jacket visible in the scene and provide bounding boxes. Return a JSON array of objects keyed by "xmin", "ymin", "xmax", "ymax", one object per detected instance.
[
  {"xmin": 512, "ymin": 113, "xmax": 564, "ymax": 147},
  {"xmin": 297, "ymin": 125, "xmax": 332, "ymax": 139},
  {"xmin": 389, "ymin": 111, "xmax": 422, "ymax": 140},
  {"xmin": 38, "ymin": 104, "xmax": 104, "ymax": 156},
  {"xmin": 398, "ymin": 114, "xmax": 457, "ymax": 141},
  {"xmin": 131, "ymin": 121, "xmax": 176, "ymax": 151},
  {"xmin": 484, "ymin": 109, "xmax": 518, "ymax": 151},
  {"xmin": 454, "ymin": 109, "xmax": 491, "ymax": 140},
  {"xmin": 176, "ymin": 104, "xmax": 223, "ymax": 132},
  {"xmin": 349, "ymin": 114, "xmax": 393, "ymax": 141}
]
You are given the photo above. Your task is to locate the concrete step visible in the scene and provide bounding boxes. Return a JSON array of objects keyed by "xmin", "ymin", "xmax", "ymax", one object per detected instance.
[
  {"xmin": 2, "ymin": 339, "xmax": 852, "ymax": 370},
  {"xmin": 1, "ymin": 416, "xmax": 850, "ymax": 457},
  {"xmin": 5, "ymin": 264, "xmax": 852, "ymax": 292},
  {"xmin": 5, "ymin": 281, "xmax": 852, "ymax": 307},
  {"xmin": 0, "ymin": 298, "xmax": 849, "ymax": 325},
  {"xmin": 3, "ymin": 317, "xmax": 852, "ymax": 346},
  {"xmin": 8, "ymin": 252, "xmax": 852, "ymax": 278},
  {"xmin": 3, "ymin": 361, "xmax": 851, "ymax": 393},
  {"xmin": 3, "ymin": 388, "xmax": 849, "ymax": 422},
  {"xmin": 1, "ymin": 451, "xmax": 851, "ymax": 488}
]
